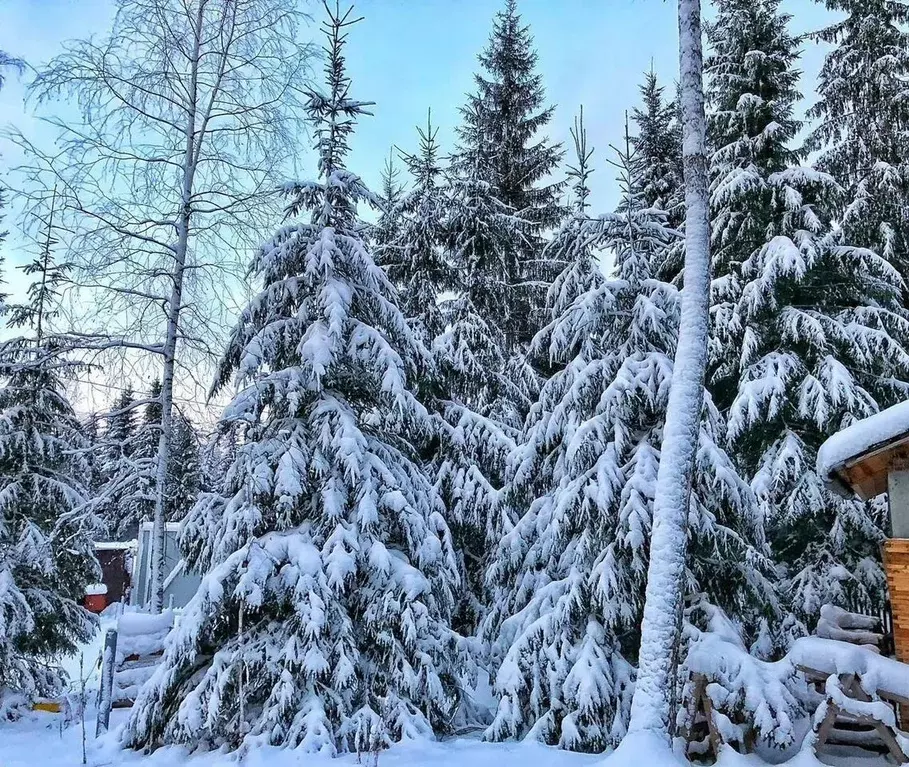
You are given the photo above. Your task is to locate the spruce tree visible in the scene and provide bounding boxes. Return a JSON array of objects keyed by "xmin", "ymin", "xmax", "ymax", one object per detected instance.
[
  {"xmin": 454, "ymin": 0, "xmax": 564, "ymax": 350},
  {"xmin": 631, "ymin": 72, "xmax": 684, "ymax": 231},
  {"xmin": 166, "ymin": 414, "xmax": 200, "ymax": 522},
  {"xmin": 705, "ymin": 0, "xmax": 802, "ymax": 412},
  {"xmin": 525, "ymin": 108, "xmax": 601, "ymax": 381},
  {"xmin": 97, "ymin": 382, "xmax": 160, "ymax": 540},
  {"xmin": 82, "ymin": 414, "xmax": 104, "ymax": 500},
  {"xmin": 96, "ymin": 387, "xmax": 140, "ymax": 539},
  {"xmin": 805, "ymin": 0, "xmax": 909, "ymax": 287},
  {"xmin": 724, "ymin": 183, "xmax": 908, "ymax": 629},
  {"xmin": 373, "ymin": 150, "xmax": 405, "ymax": 276},
  {"xmin": 431, "ymin": 296, "xmax": 517, "ymax": 639},
  {"xmin": 124, "ymin": 6, "xmax": 461, "ymax": 753},
  {"xmin": 378, "ymin": 114, "xmax": 516, "ymax": 644},
  {"xmin": 434, "ymin": 158, "xmax": 528, "ymax": 637},
  {"xmin": 0, "ymin": 207, "xmax": 99, "ymax": 714},
  {"xmin": 630, "ymin": 74, "xmax": 684, "ymax": 285},
  {"xmin": 198, "ymin": 425, "xmax": 240, "ymax": 497},
  {"xmin": 483, "ymin": 132, "xmax": 775, "ymax": 752},
  {"xmin": 132, "ymin": 380, "xmax": 163, "ymax": 529},
  {"xmin": 707, "ymin": 0, "xmax": 909, "ymax": 630},
  {"xmin": 393, "ymin": 112, "xmax": 453, "ymax": 345}
]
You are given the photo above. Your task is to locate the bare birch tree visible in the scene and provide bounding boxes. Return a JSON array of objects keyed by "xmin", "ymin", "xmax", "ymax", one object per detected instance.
[{"xmin": 9, "ymin": 0, "xmax": 315, "ymax": 612}]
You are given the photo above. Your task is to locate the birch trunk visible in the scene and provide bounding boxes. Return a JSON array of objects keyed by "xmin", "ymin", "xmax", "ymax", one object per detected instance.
[
  {"xmin": 625, "ymin": 0, "xmax": 711, "ymax": 739},
  {"xmin": 148, "ymin": 4, "xmax": 203, "ymax": 613}
]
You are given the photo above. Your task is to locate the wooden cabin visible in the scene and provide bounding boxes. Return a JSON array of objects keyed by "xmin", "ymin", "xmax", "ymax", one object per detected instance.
[{"xmin": 819, "ymin": 401, "xmax": 909, "ymax": 661}]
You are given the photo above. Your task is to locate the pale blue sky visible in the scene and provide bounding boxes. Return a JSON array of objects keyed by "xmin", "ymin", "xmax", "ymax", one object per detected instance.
[
  {"xmin": 0, "ymin": 0, "xmax": 835, "ymax": 414},
  {"xmin": 2, "ymin": 0, "xmax": 833, "ymax": 219}
]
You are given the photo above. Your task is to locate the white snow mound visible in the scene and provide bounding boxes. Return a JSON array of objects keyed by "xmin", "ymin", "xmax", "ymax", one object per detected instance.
[{"xmin": 117, "ymin": 610, "xmax": 173, "ymax": 637}]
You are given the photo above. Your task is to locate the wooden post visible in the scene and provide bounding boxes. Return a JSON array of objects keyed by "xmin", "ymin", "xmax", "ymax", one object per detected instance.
[{"xmin": 95, "ymin": 628, "xmax": 118, "ymax": 737}]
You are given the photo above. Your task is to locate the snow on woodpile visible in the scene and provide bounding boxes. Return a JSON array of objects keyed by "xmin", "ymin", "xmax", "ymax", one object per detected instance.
[
  {"xmin": 116, "ymin": 610, "xmax": 173, "ymax": 662},
  {"xmin": 112, "ymin": 610, "xmax": 174, "ymax": 707},
  {"xmin": 815, "ymin": 604, "xmax": 882, "ymax": 649},
  {"xmin": 789, "ymin": 636, "xmax": 909, "ymax": 700},
  {"xmin": 683, "ymin": 609, "xmax": 804, "ymax": 749},
  {"xmin": 817, "ymin": 399, "xmax": 909, "ymax": 478}
]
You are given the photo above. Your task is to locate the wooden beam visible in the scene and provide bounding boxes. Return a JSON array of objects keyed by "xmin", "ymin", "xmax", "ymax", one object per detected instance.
[{"xmin": 814, "ymin": 702, "xmax": 840, "ymax": 756}]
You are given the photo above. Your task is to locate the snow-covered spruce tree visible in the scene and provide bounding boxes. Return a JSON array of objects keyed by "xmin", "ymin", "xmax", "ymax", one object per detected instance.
[
  {"xmin": 392, "ymin": 112, "xmax": 453, "ymax": 346},
  {"xmin": 96, "ymin": 382, "xmax": 162, "ymax": 540},
  {"xmin": 631, "ymin": 73, "xmax": 685, "ymax": 285},
  {"xmin": 81, "ymin": 414, "xmax": 104, "ymax": 500},
  {"xmin": 130, "ymin": 380, "xmax": 163, "ymax": 529},
  {"xmin": 434, "ymin": 157, "xmax": 529, "ymax": 636},
  {"xmin": 705, "ymin": 0, "xmax": 909, "ymax": 631},
  {"xmin": 123, "ymin": 6, "xmax": 461, "ymax": 754},
  {"xmin": 705, "ymin": 0, "xmax": 802, "ymax": 411},
  {"xmin": 724, "ymin": 180, "xmax": 909, "ymax": 630},
  {"xmin": 454, "ymin": 0, "xmax": 564, "ymax": 350},
  {"xmin": 95, "ymin": 387, "xmax": 145, "ymax": 540},
  {"xmin": 483, "ymin": 129, "xmax": 775, "ymax": 752},
  {"xmin": 805, "ymin": 0, "xmax": 909, "ymax": 290},
  {"xmin": 166, "ymin": 413, "xmax": 200, "ymax": 522},
  {"xmin": 372, "ymin": 150, "xmax": 406, "ymax": 276},
  {"xmin": 374, "ymin": 113, "xmax": 515, "ymax": 642},
  {"xmin": 444, "ymin": 143, "xmax": 541, "ymax": 430},
  {"xmin": 523, "ymin": 107, "xmax": 602, "ymax": 382},
  {"xmin": 0, "ymin": 217, "xmax": 99, "ymax": 715},
  {"xmin": 631, "ymin": 72, "xmax": 684, "ymax": 232},
  {"xmin": 198, "ymin": 423, "xmax": 240, "ymax": 496}
]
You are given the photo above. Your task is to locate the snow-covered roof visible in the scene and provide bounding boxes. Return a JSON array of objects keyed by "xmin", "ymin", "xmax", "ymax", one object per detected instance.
[
  {"xmin": 817, "ymin": 399, "xmax": 909, "ymax": 481},
  {"xmin": 95, "ymin": 540, "xmax": 137, "ymax": 551}
]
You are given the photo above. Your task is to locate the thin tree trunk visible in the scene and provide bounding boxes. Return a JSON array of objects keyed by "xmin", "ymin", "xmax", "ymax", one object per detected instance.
[
  {"xmin": 148, "ymin": 3, "xmax": 203, "ymax": 614},
  {"xmin": 626, "ymin": 0, "xmax": 711, "ymax": 739}
]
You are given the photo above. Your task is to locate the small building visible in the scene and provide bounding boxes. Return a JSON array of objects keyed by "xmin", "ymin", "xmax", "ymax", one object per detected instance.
[
  {"xmin": 818, "ymin": 400, "xmax": 909, "ymax": 661},
  {"xmin": 94, "ymin": 541, "xmax": 136, "ymax": 604}
]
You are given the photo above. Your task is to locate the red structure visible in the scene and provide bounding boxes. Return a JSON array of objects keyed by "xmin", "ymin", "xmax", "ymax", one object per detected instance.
[{"xmin": 94, "ymin": 542, "xmax": 135, "ymax": 605}]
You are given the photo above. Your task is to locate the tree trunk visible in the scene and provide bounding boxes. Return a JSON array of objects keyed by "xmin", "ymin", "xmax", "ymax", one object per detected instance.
[
  {"xmin": 626, "ymin": 0, "xmax": 711, "ymax": 739},
  {"xmin": 148, "ymin": 265, "xmax": 184, "ymax": 613},
  {"xmin": 148, "ymin": 4, "xmax": 203, "ymax": 614}
]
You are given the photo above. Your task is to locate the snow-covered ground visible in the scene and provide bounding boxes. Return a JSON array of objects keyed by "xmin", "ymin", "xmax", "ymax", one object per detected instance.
[
  {"xmin": 1, "ymin": 709, "xmax": 887, "ymax": 767},
  {"xmin": 0, "ymin": 610, "xmax": 894, "ymax": 767},
  {"xmin": 1, "ymin": 707, "xmax": 611, "ymax": 767},
  {"xmin": 0, "ymin": 609, "xmax": 603, "ymax": 767}
]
